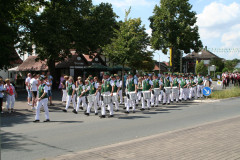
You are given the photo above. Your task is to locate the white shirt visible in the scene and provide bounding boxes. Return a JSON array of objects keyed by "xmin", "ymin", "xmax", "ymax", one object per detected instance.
[
  {"xmin": 110, "ymin": 80, "xmax": 120, "ymax": 87},
  {"xmin": 142, "ymin": 79, "xmax": 153, "ymax": 87},
  {"xmin": 117, "ymin": 79, "xmax": 122, "ymax": 88},
  {"xmin": 45, "ymin": 81, "xmax": 51, "ymax": 90},
  {"xmin": 0, "ymin": 84, "xmax": 6, "ymax": 98},
  {"xmin": 30, "ymin": 78, "xmax": 38, "ymax": 91},
  {"xmin": 126, "ymin": 78, "xmax": 138, "ymax": 86},
  {"xmin": 25, "ymin": 77, "xmax": 31, "ymax": 90}
]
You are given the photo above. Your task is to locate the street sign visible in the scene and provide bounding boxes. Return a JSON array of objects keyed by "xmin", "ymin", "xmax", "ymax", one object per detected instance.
[{"xmin": 203, "ymin": 87, "xmax": 212, "ymax": 96}]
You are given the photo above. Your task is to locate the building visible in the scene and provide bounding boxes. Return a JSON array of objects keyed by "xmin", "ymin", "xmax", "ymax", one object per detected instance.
[
  {"xmin": 153, "ymin": 61, "xmax": 169, "ymax": 74},
  {"xmin": 182, "ymin": 48, "xmax": 222, "ymax": 74}
]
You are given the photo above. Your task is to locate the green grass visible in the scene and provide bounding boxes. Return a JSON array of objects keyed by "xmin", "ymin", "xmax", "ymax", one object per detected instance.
[{"xmin": 209, "ymin": 87, "xmax": 240, "ymax": 99}]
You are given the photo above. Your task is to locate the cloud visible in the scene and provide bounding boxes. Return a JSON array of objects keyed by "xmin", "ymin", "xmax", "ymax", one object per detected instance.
[
  {"xmin": 196, "ymin": 2, "xmax": 240, "ymax": 50},
  {"xmin": 94, "ymin": 0, "xmax": 155, "ymax": 8}
]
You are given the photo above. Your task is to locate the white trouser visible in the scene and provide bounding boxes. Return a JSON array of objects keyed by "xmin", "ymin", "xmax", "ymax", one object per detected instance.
[
  {"xmin": 62, "ymin": 89, "xmax": 67, "ymax": 102},
  {"xmin": 113, "ymin": 94, "xmax": 119, "ymax": 110},
  {"xmin": 163, "ymin": 91, "xmax": 170, "ymax": 104},
  {"xmin": 101, "ymin": 92, "xmax": 113, "ymax": 115},
  {"xmin": 127, "ymin": 93, "xmax": 136, "ymax": 111},
  {"xmin": 118, "ymin": 90, "xmax": 123, "ymax": 104},
  {"xmin": 171, "ymin": 89, "xmax": 179, "ymax": 102},
  {"xmin": 6, "ymin": 95, "xmax": 15, "ymax": 109},
  {"xmin": 159, "ymin": 90, "xmax": 163, "ymax": 102},
  {"xmin": 180, "ymin": 88, "xmax": 187, "ymax": 100},
  {"xmin": 124, "ymin": 97, "xmax": 128, "ymax": 107},
  {"xmin": 96, "ymin": 92, "xmax": 100, "ymax": 107},
  {"xmin": 189, "ymin": 87, "xmax": 197, "ymax": 99},
  {"xmin": 151, "ymin": 93, "xmax": 159, "ymax": 106},
  {"xmin": 142, "ymin": 96, "xmax": 151, "ymax": 109},
  {"xmin": 76, "ymin": 96, "xmax": 87, "ymax": 111},
  {"xmin": 185, "ymin": 88, "xmax": 190, "ymax": 99},
  {"xmin": 65, "ymin": 95, "xmax": 76, "ymax": 110},
  {"xmin": 87, "ymin": 94, "xmax": 98, "ymax": 113},
  {"xmin": 35, "ymin": 98, "xmax": 49, "ymax": 120},
  {"xmin": 197, "ymin": 85, "xmax": 203, "ymax": 98}
]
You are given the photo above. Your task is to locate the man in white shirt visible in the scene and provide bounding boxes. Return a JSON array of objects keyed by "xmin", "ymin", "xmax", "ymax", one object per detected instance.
[
  {"xmin": 25, "ymin": 73, "xmax": 32, "ymax": 106},
  {"xmin": 30, "ymin": 74, "xmax": 39, "ymax": 109}
]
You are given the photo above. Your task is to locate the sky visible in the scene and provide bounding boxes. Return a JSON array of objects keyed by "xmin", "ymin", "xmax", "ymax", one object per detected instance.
[{"xmin": 92, "ymin": 0, "xmax": 240, "ymax": 62}]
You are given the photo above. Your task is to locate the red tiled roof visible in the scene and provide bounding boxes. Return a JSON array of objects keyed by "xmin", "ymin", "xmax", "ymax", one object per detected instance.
[{"xmin": 17, "ymin": 56, "xmax": 48, "ymax": 71}]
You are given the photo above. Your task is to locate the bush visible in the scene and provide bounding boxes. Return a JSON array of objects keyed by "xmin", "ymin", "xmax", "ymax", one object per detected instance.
[
  {"xmin": 209, "ymin": 87, "xmax": 240, "ymax": 99},
  {"xmin": 222, "ymin": 68, "xmax": 229, "ymax": 73},
  {"xmin": 196, "ymin": 61, "xmax": 208, "ymax": 75}
]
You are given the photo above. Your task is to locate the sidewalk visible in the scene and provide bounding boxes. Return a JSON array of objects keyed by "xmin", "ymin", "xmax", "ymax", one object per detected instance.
[{"xmin": 49, "ymin": 116, "xmax": 240, "ymax": 160}]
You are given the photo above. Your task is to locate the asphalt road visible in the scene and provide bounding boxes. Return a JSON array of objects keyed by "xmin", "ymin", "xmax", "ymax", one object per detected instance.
[{"xmin": 1, "ymin": 97, "xmax": 240, "ymax": 160}]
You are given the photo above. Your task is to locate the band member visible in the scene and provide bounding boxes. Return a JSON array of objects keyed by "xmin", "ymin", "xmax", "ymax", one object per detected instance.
[
  {"xmin": 110, "ymin": 75, "xmax": 120, "ymax": 112},
  {"xmin": 100, "ymin": 72, "xmax": 114, "ymax": 118},
  {"xmin": 62, "ymin": 76, "xmax": 76, "ymax": 113},
  {"xmin": 179, "ymin": 75, "xmax": 188, "ymax": 101},
  {"xmin": 137, "ymin": 77, "xmax": 143, "ymax": 106},
  {"xmin": 159, "ymin": 76, "xmax": 164, "ymax": 103},
  {"xmin": 151, "ymin": 75, "xmax": 161, "ymax": 107},
  {"xmin": 163, "ymin": 73, "xmax": 171, "ymax": 105},
  {"xmin": 85, "ymin": 77, "xmax": 99, "ymax": 116},
  {"xmin": 76, "ymin": 79, "xmax": 87, "ymax": 113},
  {"xmin": 4, "ymin": 79, "xmax": 17, "ymax": 113},
  {"xmin": 33, "ymin": 76, "xmax": 50, "ymax": 122},
  {"xmin": 189, "ymin": 76, "xmax": 197, "ymax": 99},
  {"xmin": 125, "ymin": 72, "xmax": 137, "ymax": 113},
  {"xmin": 197, "ymin": 74, "xmax": 204, "ymax": 98},
  {"xmin": 204, "ymin": 75, "xmax": 212, "ymax": 87},
  {"xmin": 185, "ymin": 75, "xmax": 190, "ymax": 100},
  {"xmin": 141, "ymin": 73, "xmax": 153, "ymax": 110},
  {"xmin": 61, "ymin": 76, "xmax": 68, "ymax": 103},
  {"xmin": 171, "ymin": 74, "xmax": 179, "ymax": 102},
  {"xmin": 116, "ymin": 74, "xmax": 123, "ymax": 105}
]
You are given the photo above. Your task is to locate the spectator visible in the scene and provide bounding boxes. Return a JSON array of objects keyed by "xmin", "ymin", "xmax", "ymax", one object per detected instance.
[
  {"xmin": 4, "ymin": 79, "xmax": 17, "ymax": 113},
  {"xmin": 61, "ymin": 76, "xmax": 68, "ymax": 103},
  {"xmin": 45, "ymin": 76, "xmax": 54, "ymax": 106},
  {"xmin": 30, "ymin": 74, "xmax": 39, "ymax": 109},
  {"xmin": 0, "ymin": 78, "xmax": 6, "ymax": 114},
  {"xmin": 25, "ymin": 73, "xmax": 32, "ymax": 106}
]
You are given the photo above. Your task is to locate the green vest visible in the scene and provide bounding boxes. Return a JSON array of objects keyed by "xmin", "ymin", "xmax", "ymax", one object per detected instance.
[
  {"xmin": 138, "ymin": 82, "xmax": 142, "ymax": 91},
  {"xmin": 38, "ymin": 84, "xmax": 48, "ymax": 99},
  {"xmin": 127, "ymin": 79, "xmax": 135, "ymax": 92},
  {"xmin": 198, "ymin": 77, "xmax": 203, "ymax": 84},
  {"xmin": 164, "ymin": 77, "xmax": 170, "ymax": 87},
  {"xmin": 190, "ymin": 80, "xmax": 196, "ymax": 87},
  {"xmin": 77, "ymin": 85, "xmax": 85, "ymax": 96},
  {"xmin": 143, "ymin": 79, "xmax": 151, "ymax": 91},
  {"xmin": 180, "ymin": 79, "xmax": 187, "ymax": 88},
  {"xmin": 67, "ymin": 83, "xmax": 74, "ymax": 95},
  {"xmin": 104, "ymin": 79, "xmax": 111, "ymax": 92},
  {"xmin": 101, "ymin": 84, "xmax": 104, "ymax": 93},
  {"xmin": 113, "ymin": 80, "xmax": 118, "ymax": 93},
  {"xmin": 89, "ymin": 82, "xmax": 96, "ymax": 95},
  {"xmin": 172, "ymin": 78, "xmax": 178, "ymax": 87},
  {"xmin": 153, "ymin": 80, "xmax": 160, "ymax": 88},
  {"xmin": 85, "ymin": 85, "xmax": 90, "ymax": 95}
]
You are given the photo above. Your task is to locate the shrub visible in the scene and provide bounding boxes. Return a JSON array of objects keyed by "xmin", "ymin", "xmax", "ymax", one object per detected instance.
[{"xmin": 209, "ymin": 87, "xmax": 240, "ymax": 99}]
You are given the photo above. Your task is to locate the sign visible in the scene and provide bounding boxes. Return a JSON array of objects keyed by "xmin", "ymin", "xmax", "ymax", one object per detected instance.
[
  {"xmin": 217, "ymin": 75, "xmax": 220, "ymax": 79},
  {"xmin": 217, "ymin": 80, "xmax": 222, "ymax": 86},
  {"xmin": 203, "ymin": 87, "xmax": 212, "ymax": 96},
  {"xmin": 209, "ymin": 66, "xmax": 216, "ymax": 71}
]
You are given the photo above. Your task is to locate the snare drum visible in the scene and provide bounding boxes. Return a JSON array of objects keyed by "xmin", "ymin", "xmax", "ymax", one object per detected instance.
[
  {"xmin": 128, "ymin": 92, "xmax": 137, "ymax": 100},
  {"xmin": 153, "ymin": 88, "xmax": 160, "ymax": 95},
  {"xmin": 111, "ymin": 93, "xmax": 118, "ymax": 102},
  {"xmin": 165, "ymin": 87, "xmax": 172, "ymax": 94},
  {"xmin": 103, "ymin": 95, "xmax": 112, "ymax": 104},
  {"xmin": 172, "ymin": 87, "xmax": 178, "ymax": 94},
  {"xmin": 142, "ymin": 91, "xmax": 151, "ymax": 99},
  {"xmin": 87, "ymin": 95, "xmax": 95, "ymax": 103}
]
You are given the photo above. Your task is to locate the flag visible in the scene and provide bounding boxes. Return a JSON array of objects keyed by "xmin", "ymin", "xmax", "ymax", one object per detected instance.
[{"xmin": 170, "ymin": 47, "xmax": 172, "ymax": 67}]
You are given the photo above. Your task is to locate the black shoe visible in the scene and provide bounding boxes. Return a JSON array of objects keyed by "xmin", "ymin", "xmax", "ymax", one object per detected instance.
[
  {"xmin": 72, "ymin": 109, "xmax": 78, "ymax": 114},
  {"xmin": 129, "ymin": 107, "xmax": 133, "ymax": 109},
  {"xmin": 176, "ymin": 101, "xmax": 179, "ymax": 103},
  {"xmin": 99, "ymin": 115, "xmax": 106, "ymax": 118},
  {"xmin": 84, "ymin": 112, "xmax": 90, "ymax": 116},
  {"xmin": 115, "ymin": 109, "xmax": 119, "ymax": 112},
  {"xmin": 44, "ymin": 119, "xmax": 50, "ymax": 122},
  {"xmin": 140, "ymin": 108, "xmax": 145, "ymax": 111},
  {"xmin": 95, "ymin": 113, "xmax": 98, "ymax": 115},
  {"xmin": 124, "ymin": 111, "xmax": 130, "ymax": 114},
  {"xmin": 62, "ymin": 109, "xmax": 67, "ymax": 112},
  {"xmin": 155, "ymin": 105, "xmax": 158, "ymax": 107},
  {"xmin": 98, "ymin": 107, "xmax": 101, "ymax": 110},
  {"xmin": 162, "ymin": 103, "xmax": 166, "ymax": 105},
  {"xmin": 147, "ymin": 108, "xmax": 150, "ymax": 110},
  {"xmin": 167, "ymin": 103, "xmax": 170, "ymax": 105},
  {"xmin": 136, "ymin": 104, "xmax": 138, "ymax": 106},
  {"xmin": 80, "ymin": 107, "xmax": 84, "ymax": 110},
  {"xmin": 132, "ymin": 110, "xmax": 135, "ymax": 113},
  {"xmin": 108, "ymin": 115, "xmax": 114, "ymax": 118},
  {"xmin": 106, "ymin": 110, "xmax": 110, "ymax": 113},
  {"xmin": 123, "ymin": 107, "xmax": 126, "ymax": 109},
  {"xmin": 33, "ymin": 120, "xmax": 40, "ymax": 123}
]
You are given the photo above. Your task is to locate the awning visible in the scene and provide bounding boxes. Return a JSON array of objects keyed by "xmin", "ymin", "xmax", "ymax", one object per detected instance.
[
  {"xmin": 87, "ymin": 64, "xmax": 109, "ymax": 70},
  {"xmin": 8, "ymin": 66, "xmax": 19, "ymax": 72}
]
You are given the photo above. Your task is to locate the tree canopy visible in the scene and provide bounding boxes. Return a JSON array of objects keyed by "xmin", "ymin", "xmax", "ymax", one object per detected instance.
[{"xmin": 103, "ymin": 8, "xmax": 154, "ymax": 72}]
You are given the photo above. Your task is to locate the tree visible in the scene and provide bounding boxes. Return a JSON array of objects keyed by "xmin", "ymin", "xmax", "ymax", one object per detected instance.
[
  {"xmin": 224, "ymin": 59, "xmax": 240, "ymax": 72},
  {"xmin": 210, "ymin": 58, "xmax": 224, "ymax": 72},
  {"xmin": 149, "ymin": 0, "xmax": 202, "ymax": 72},
  {"xmin": 25, "ymin": 0, "xmax": 117, "ymax": 80},
  {"xmin": 103, "ymin": 8, "xmax": 154, "ymax": 72},
  {"xmin": 196, "ymin": 61, "xmax": 207, "ymax": 75},
  {"xmin": 0, "ymin": 0, "xmax": 38, "ymax": 69}
]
